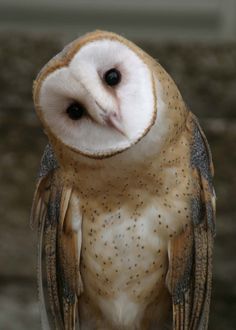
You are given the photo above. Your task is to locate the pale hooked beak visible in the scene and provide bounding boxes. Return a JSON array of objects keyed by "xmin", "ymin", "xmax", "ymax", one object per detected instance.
[
  {"xmin": 104, "ymin": 111, "xmax": 127, "ymax": 137},
  {"xmin": 95, "ymin": 100, "xmax": 127, "ymax": 137}
]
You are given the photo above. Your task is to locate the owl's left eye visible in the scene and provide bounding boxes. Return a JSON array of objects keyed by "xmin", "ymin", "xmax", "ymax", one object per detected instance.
[
  {"xmin": 104, "ymin": 68, "xmax": 121, "ymax": 86},
  {"xmin": 66, "ymin": 102, "xmax": 85, "ymax": 120}
]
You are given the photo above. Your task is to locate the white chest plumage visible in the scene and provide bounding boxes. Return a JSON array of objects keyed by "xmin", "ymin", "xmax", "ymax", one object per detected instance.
[
  {"xmin": 81, "ymin": 203, "xmax": 167, "ymax": 328},
  {"xmin": 73, "ymin": 157, "xmax": 191, "ymax": 328}
]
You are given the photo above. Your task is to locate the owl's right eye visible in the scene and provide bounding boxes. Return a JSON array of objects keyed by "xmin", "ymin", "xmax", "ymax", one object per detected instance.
[{"xmin": 66, "ymin": 102, "xmax": 86, "ymax": 120}]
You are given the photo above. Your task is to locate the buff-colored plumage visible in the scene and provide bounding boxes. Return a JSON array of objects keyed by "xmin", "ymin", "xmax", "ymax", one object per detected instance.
[{"xmin": 31, "ymin": 31, "xmax": 215, "ymax": 330}]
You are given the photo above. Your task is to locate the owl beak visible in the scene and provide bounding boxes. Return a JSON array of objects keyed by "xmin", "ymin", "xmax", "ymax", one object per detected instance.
[
  {"xmin": 94, "ymin": 100, "xmax": 127, "ymax": 137},
  {"xmin": 105, "ymin": 112, "xmax": 127, "ymax": 137}
]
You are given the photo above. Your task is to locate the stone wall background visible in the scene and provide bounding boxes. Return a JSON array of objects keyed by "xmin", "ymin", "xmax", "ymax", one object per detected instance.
[{"xmin": 0, "ymin": 33, "xmax": 235, "ymax": 329}]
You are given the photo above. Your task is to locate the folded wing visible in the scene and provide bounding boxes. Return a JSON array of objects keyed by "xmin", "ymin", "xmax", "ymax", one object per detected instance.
[
  {"xmin": 31, "ymin": 145, "xmax": 82, "ymax": 330},
  {"xmin": 166, "ymin": 113, "xmax": 216, "ymax": 330}
]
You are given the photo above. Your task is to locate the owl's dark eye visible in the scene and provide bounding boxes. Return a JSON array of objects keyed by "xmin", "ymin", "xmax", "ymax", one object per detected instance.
[
  {"xmin": 104, "ymin": 68, "xmax": 121, "ymax": 86},
  {"xmin": 66, "ymin": 102, "xmax": 85, "ymax": 120}
]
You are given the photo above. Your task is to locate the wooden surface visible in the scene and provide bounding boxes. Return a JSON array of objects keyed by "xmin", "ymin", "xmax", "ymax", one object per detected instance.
[{"xmin": 0, "ymin": 0, "xmax": 236, "ymax": 42}]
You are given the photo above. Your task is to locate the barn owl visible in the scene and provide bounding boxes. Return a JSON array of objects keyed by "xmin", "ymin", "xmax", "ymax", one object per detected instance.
[{"xmin": 31, "ymin": 30, "xmax": 215, "ymax": 330}]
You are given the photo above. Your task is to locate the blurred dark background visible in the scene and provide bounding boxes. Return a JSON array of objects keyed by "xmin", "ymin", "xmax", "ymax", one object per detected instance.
[{"xmin": 0, "ymin": 0, "xmax": 236, "ymax": 329}]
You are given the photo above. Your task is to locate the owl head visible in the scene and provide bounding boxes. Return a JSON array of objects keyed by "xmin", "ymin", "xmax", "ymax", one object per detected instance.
[{"xmin": 33, "ymin": 31, "xmax": 185, "ymax": 163}]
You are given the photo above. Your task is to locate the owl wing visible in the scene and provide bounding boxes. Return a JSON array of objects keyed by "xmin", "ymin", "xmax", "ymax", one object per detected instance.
[
  {"xmin": 166, "ymin": 113, "xmax": 216, "ymax": 330},
  {"xmin": 31, "ymin": 145, "xmax": 82, "ymax": 330}
]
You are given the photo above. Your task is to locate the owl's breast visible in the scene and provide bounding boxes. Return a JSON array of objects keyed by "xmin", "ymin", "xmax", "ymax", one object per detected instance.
[{"xmin": 78, "ymin": 185, "xmax": 190, "ymax": 327}]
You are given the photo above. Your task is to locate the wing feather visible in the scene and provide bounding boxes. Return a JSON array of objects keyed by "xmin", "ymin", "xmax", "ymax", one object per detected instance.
[
  {"xmin": 166, "ymin": 113, "xmax": 215, "ymax": 329},
  {"xmin": 38, "ymin": 197, "xmax": 50, "ymax": 330},
  {"xmin": 31, "ymin": 145, "xmax": 81, "ymax": 330}
]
